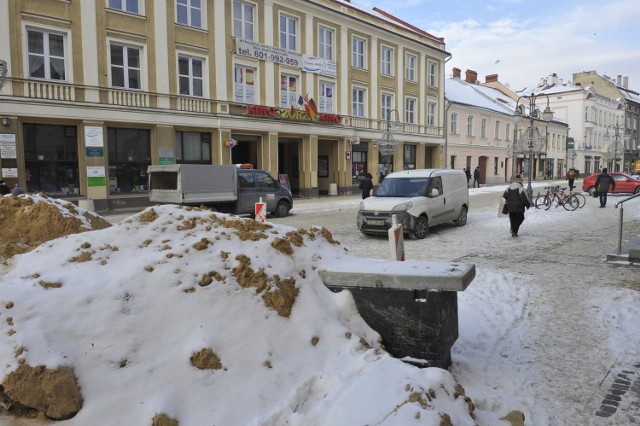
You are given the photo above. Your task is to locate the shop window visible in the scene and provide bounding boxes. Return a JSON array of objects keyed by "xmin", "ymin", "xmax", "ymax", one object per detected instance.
[
  {"xmin": 403, "ymin": 145, "xmax": 416, "ymax": 170},
  {"xmin": 319, "ymin": 80, "xmax": 334, "ymax": 113},
  {"xmin": 23, "ymin": 124, "xmax": 79, "ymax": 196},
  {"xmin": 176, "ymin": 131, "xmax": 211, "ymax": 163},
  {"xmin": 352, "ymin": 150, "xmax": 367, "ymax": 183},
  {"xmin": 280, "ymin": 74, "xmax": 298, "ymax": 108},
  {"xmin": 107, "ymin": 128, "xmax": 150, "ymax": 193},
  {"xmin": 234, "ymin": 65, "xmax": 256, "ymax": 103}
]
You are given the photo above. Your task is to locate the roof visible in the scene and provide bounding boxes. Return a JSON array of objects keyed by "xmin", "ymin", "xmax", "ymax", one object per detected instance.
[{"xmin": 445, "ymin": 78, "xmax": 515, "ymax": 116}]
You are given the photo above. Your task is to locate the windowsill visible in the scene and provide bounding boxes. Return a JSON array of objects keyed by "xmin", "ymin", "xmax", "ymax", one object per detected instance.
[{"xmin": 175, "ymin": 23, "xmax": 208, "ymax": 33}]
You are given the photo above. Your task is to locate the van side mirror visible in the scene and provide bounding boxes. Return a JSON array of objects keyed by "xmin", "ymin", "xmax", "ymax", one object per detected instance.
[{"xmin": 431, "ymin": 188, "xmax": 439, "ymax": 197}]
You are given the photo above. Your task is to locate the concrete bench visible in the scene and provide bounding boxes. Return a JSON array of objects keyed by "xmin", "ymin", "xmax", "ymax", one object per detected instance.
[{"xmin": 319, "ymin": 259, "xmax": 476, "ymax": 369}]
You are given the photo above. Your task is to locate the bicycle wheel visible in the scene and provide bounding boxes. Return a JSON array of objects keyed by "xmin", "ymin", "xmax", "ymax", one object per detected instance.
[
  {"xmin": 535, "ymin": 194, "xmax": 552, "ymax": 210},
  {"xmin": 562, "ymin": 194, "xmax": 580, "ymax": 211},
  {"xmin": 548, "ymin": 193, "xmax": 561, "ymax": 209},
  {"xmin": 572, "ymin": 192, "xmax": 587, "ymax": 208}
]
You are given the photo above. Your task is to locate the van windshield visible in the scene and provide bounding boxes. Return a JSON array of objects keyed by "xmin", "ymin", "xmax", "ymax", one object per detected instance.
[{"xmin": 375, "ymin": 177, "xmax": 430, "ymax": 197}]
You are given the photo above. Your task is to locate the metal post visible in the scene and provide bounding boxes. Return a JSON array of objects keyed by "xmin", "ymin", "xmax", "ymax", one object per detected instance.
[{"xmin": 617, "ymin": 205, "xmax": 624, "ymax": 255}]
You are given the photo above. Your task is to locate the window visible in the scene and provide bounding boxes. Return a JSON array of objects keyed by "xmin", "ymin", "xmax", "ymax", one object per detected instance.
[
  {"xmin": 494, "ymin": 157, "xmax": 499, "ymax": 175},
  {"xmin": 381, "ymin": 46, "xmax": 392, "ymax": 76},
  {"xmin": 108, "ymin": 0, "xmax": 139, "ymax": 14},
  {"xmin": 280, "ymin": 14, "xmax": 297, "ymax": 51},
  {"xmin": 481, "ymin": 118, "xmax": 487, "ymax": 138},
  {"xmin": 234, "ymin": 64, "xmax": 255, "ymax": 103},
  {"xmin": 176, "ymin": 131, "xmax": 211, "ymax": 163},
  {"xmin": 176, "ymin": 0, "xmax": 202, "ymax": 28},
  {"xmin": 494, "ymin": 120, "xmax": 501, "ymax": 139},
  {"xmin": 178, "ymin": 55, "xmax": 203, "ymax": 97},
  {"xmin": 233, "ymin": 1, "xmax": 254, "ymax": 40},
  {"xmin": 405, "ymin": 53, "xmax": 416, "ymax": 82},
  {"xmin": 427, "ymin": 60, "xmax": 437, "ymax": 87},
  {"xmin": 352, "ymin": 87, "xmax": 365, "ymax": 117},
  {"xmin": 505, "ymin": 123, "xmax": 511, "ymax": 141},
  {"xmin": 381, "ymin": 93, "xmax": 393, "ymax": 121},
  {"xmin": 405, "ymin": 97, "xmax": 416, "ymax": 124},
  {"xmin": 427, "ymin": 101, "xmax": 436, "ymax": 126},
  {"xmin": 352, "ymin": 36, "xmax": 365, "ymax": 69},
  {"xmin": 110, "ymin": 43, "xmax": 141, "ymax": 89},
  {"xmin": 318, "ymin": 26, "xmax": 334, "ymax": 60},
  {"xmin": 450, "ymin": 112, "xmax": 458, "ymax": 134},
  {"xmin": 107, "ymin": 128, "xmax": 150, "ymax": 193},
  {"xmin": 403, "ymin": 145, "xmax": 416, "ymax": 170},
  {"xmin": 319, "ymin": 80, "xmax": 334, "ymax": 113},
  {"xmin": 467, "ymin": 116, "xmax": 474, "ymax": 136},
  {"xmin": 27, "ymin": 29, "xmax": 67, "ymax": 80},
  {"xmin": 280, "ymin": 74, "xmax": 298, "ymax": 108}
]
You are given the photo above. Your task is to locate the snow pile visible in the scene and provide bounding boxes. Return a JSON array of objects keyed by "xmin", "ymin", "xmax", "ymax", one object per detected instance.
[
  {"xmin": 0, "ymin": 194, "xmax": 111, "ymax": 261},
  {"xmin": 0, "ymin": 204, "xmax": 479, "ymax": 425}
]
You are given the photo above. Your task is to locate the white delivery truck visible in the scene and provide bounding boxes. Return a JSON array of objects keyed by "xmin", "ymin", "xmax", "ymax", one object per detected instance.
[
  {"xmin": 147, "ymin": 164, "xmax": 293, "ymax": 217},
  {"xmin": 357, "ymin": 169, "xmax": 469, "ymax": 239}
]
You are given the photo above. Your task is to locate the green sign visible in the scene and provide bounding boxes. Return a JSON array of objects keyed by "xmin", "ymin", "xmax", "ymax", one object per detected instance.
[
  {"xmin": 86, "ymin": 147, "xmax": 104, "ymax": 157},
  {"xmin": 159, "ymin": 157, "xmax": 174, "ymax": 165},
  {"xmin": 88, "ymin": 177, "xmax": 106, "ymax": 187}
]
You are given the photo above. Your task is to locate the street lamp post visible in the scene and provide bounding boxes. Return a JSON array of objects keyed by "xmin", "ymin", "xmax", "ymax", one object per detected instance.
[
  {"xmin": 514, "ymin": 93, "xmax": 553, "ymax": 201},
  {"xmin": 378, "ymin": 109, "xmax": 401, "ymax": 179},
  {"xmin": 0, "ymin": 60, "xmax": 7, "ymax": 91},
  {"xmin": 604, "ymin": 120, "xmax": 630, "ymax": 172}
]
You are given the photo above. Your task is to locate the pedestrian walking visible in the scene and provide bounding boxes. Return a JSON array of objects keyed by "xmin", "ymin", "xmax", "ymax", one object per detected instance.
[
  {"xmin": 473, "ymin": 167, "xmax": 480, "ymax": 188},
  {"xmin": 0, "ymin": 180, "xmax": 11, "ymax": 196},
  {"xmin": 464, "ymin": 168, "xmax": 471, "ymax": 187},
  {"xmin": 359, "ymin": 173, "xmax": 373, "ymax": 199},
  {"xmin": 502, "ymin": 174, "xmax": 531, "ymax": 237},
  {"xmin": 566, "ymin": 168, "xmax": 577, "ymax": 191},
  {"xmin": 594, "ymin": 167, "xmax": 615, "ymax": 208}
]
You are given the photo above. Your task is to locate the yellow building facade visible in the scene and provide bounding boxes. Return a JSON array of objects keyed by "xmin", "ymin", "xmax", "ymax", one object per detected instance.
[{"xmin": 0, "ymin": 0, "xmax": 449, "ymax": 211}]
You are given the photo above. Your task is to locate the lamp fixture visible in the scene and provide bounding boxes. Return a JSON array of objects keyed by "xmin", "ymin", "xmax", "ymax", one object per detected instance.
[{"xmin": 1, "ymin": 117, "xmax": 10, "ymax": 127}]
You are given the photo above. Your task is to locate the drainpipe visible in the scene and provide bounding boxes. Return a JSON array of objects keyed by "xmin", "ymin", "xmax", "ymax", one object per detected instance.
[{"xmin": 443, "ymin": 54, "xmax": 452, "ymax": 169}]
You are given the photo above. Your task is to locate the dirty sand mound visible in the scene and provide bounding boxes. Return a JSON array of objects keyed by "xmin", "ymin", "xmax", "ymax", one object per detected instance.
[{"xmin": 0, "ymin": 194, "xmax": 111, "ymax": 261}]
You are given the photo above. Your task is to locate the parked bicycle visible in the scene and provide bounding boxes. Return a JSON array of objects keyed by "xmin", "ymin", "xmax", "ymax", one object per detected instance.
[{"xmin": 534, "ymin": 186, "xmax": 580, "ymax": 211}]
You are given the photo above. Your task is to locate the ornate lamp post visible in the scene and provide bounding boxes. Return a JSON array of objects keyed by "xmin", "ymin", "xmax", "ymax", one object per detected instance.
[
  {"xmin": 0, "ymin": 60, "xmax": 7, "ymax": 91},
  {"xmin": 378, "ymin": 109, "xmax": 401, "ymax": 179},
  {"xmin": 514, "ymin": 93, "xmax": 553, "ymax": 200},
  {"xmin": 604, "ymin": 120, "xmax": 630, "ymax": 172}
]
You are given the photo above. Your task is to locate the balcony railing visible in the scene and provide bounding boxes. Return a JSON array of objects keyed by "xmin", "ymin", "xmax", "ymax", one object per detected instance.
[{"xmin": 24, "ymin": 80, "xmax": 75, "ymax": 101}]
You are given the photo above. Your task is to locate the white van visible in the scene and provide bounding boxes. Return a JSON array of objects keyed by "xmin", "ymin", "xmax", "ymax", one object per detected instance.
[{"xmin": 357, "ymin": 169, "xmax": 469, "ymax": 239}]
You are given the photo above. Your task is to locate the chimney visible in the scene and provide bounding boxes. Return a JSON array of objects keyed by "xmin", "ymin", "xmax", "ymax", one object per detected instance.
[
  {"xmin": 452, "ymin": 67, "xmax": 461, "ymax": 78},
  {"xmin": 623, "ymin": 76, "xmax": 628, "ymax": 88},
  {"xmin": 465, "ymin": 69, "xmax": 478, "ymax": 84},
  {"xmin": 485, "ymin": 74, "xmax": 498, "ymax": 83},
  {"xmin": 617, "ymin": 75, "xmax": 622, "ymax": 86}
]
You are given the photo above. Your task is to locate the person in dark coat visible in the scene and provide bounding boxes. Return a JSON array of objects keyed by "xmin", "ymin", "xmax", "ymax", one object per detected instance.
[
  {"xmin": 473, "ymin": 167, "xmax": 480, "ymax": 188},
  {"xmin": 502, "ymin": 174, "xmax": 531, "ymax": 237},
  {"xmin": 0, "ymin": 180, "xmax": 11, "ymax": 195},
  {"xmin": 359, "ymin": 173, "xmax": 373, "ymax": 199},
  {"xmin": 566, "ymin": 168, "xmax": 577, "ymax": 191},
  {"xmin": 594, "ymin": 168, "xmax": 615, "ymax": 208},
  {"xmin": 463, "ymin": 168, "xmax": 471, "ymax": 187}
]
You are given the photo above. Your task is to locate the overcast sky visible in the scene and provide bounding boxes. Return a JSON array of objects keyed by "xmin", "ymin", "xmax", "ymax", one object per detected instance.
[{"xmin": 357, "ymin": 0, "xmax": 640, "ymax": 92}]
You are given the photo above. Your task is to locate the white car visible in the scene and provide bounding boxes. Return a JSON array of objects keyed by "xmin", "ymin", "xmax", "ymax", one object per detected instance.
[{"xmin": 357, "ymin": 169, "xmax": 469, "ymax": 239}]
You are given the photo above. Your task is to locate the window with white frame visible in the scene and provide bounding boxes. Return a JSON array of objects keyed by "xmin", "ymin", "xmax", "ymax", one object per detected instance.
[
  {"xmin": 467, "ymin": 116, "xmax": 474, "ymax": 136},
  {"xmin": 405, "ymin": 53, "xmax": 416, "ymax": 82},
  {"xmin": 233, "ymin": 64, "xmax": 256, "ymax": 103},
  {"xmin": 427, "ymin": 60, "xmax": 437, "ymax": 87},
  {"xmin": 233, "ymin": 0, "xmax": 254, "ymax": 40},
  {"xmin": 427, "ymin": 100, "xmax": 436, "ymax": 126},
  {"xmin": 280, "ymin": 73, "xmax": 298, "ymax": 107},
  {"xmin": 176, "ymin": 131, "xmax": 211, "ymax": 163},
  {"xmin": 280, "ymin": 14, "xmax": 298, "ymax": 51},
  {"xmin": 319, "ymin": 80, "xmax": 334, "ymax": 113},
  {"xmin": 405, "ymin": 97, "xmax": 416, "ymax": 124},
  {"xmin": 108, "ymin": 0, "xmax": 139, "ymax": 14},
  {"xmin": 481, "ymin": 118, "xmax": 487, "ymax": 138},
  {"xmin": 450, "ymin": 112, "xmax": 458, "ymax": 134},
  {"xmin": 27, "ymin": 29, "xmax": 67, "ymax": 80},
  {"xmin": 494, "ymin": 120, "xmax": 501, "ymax": 139},
  {"xmin": 352, "ymin": 87, "xmax": 365, "ymax": 117},
  {"xmin": 110, "ymin": 42, "xmax": 141, "ymax": 89},
  {"xmin": 381, "ymin": 93, "xmax": 393, "ymax": 121},
  {"xmin": 178, "ymin": 55, "xmax": 203, "ymax": 97},
  {"xmin": 352, "ymin": 36, "xmax": 365, "ymax": 69},
  {"xmin": 318, "ymin": 26, "xmax": 334, "ymax": 60},
  {"xmin": 176, "ymin": 0, "xmax": 202, "ymax": 28},
  {"xmin": 380, "ymin": 46, "xmax": 393, "ymax": 76},
  {"xmin": 505, "ymin": 123, "xmax": 511, "ymax": 141}
]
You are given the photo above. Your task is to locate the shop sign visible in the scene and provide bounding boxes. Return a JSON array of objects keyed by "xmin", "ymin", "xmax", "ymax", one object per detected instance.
[
  {"xmin": 86, "ymin": 147, "xmax": 103, "ymax": 157},
  {"xmin": 0, "ymin": 134, "xmax": 17, "ymax": 158},
  {"xmin": 246, "ymin": 103, "xmax": 340, "ymax": 124},
  {"xmin": 87, "ymin": 166, "xmax": 106, "ymax": 187},
  {"xmin": 159, "ymin": 148, "xmax": 174, "ymax": 165},
  {"xmin": 236, "ymin": 39, "xmax": 337, "ymax": 77},
  {"xmin": 1, "ymin": 167, "xmax": 18, "ymax": 178}
]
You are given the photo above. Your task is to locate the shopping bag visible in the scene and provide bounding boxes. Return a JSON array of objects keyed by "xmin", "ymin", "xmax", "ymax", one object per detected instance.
[{"xmin": 498, "ymin": 198, "xmax": 509, "ymax": 218}]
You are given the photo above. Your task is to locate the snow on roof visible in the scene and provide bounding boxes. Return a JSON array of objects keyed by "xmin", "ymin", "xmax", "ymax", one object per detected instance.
[{"xmin": 445, "ymin": 78, "xmax": 515, "ymax": 116}]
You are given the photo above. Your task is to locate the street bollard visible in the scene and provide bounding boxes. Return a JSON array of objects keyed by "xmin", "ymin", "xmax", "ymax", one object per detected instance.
[
  {"xmin": 255, "ymin": 197, "xmax": 266, "ymax": 223},
  {"xmin": 388, "ymin": 214, "xmax": 405, "ymax": 261}
]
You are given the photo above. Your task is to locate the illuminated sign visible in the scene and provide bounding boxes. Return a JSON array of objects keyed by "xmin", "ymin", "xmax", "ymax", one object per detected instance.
[{"xmin": 246, "ymin": 104, "xmax": 340, "ymax": 124}]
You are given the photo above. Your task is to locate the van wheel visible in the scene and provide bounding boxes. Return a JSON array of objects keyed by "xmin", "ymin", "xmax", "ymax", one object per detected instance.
[
  {"xmin": 274, "ymin": 201, "xmax": 290, "ymax": 217},
  {"xmin": 454, "ymin": 206, "xmax": 468, "ymax": 226},
  {"xmin": 410, "ymin": 216, "xmax": 429, "ymax": 240}
]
